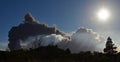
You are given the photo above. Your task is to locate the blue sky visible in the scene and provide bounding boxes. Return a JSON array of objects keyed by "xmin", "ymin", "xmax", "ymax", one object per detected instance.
[{"xmin": 1, "ymin": 0, "xmax": 120, "ymax": 49}]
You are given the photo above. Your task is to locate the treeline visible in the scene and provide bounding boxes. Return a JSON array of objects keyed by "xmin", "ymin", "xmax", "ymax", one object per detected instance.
[{"xmin": 0, "ymin": 46, "xmax": 120, "ymax": 62}]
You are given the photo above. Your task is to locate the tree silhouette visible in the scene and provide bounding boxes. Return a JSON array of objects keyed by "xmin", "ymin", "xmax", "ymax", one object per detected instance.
[{"xmin": 104, "ymin": 37, "xmax": 117, "ymax": 54}]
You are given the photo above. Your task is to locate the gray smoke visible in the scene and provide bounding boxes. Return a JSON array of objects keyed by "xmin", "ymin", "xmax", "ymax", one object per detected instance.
[
  {"xmin": 23, "ymin": 12, "xmax": 39, "ymax": 24},
  {"xmin": 8, "ymin": 13, "xmax": 65, "ymax": 50}
]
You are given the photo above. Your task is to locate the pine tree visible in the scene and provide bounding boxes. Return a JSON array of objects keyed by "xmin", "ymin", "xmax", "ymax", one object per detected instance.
[{"xmin": 104, "ymin": 37, "xmax": 117, "ymax": 54}]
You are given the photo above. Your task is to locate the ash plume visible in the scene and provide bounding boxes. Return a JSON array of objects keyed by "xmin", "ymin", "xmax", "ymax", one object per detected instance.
[
  {"xmin": 8, "ymin": 12, "xmax": 64, "ymax": 50},
  {"xmin": 8, "ymin": 13, "xmax": 104, "ymax": 53}
]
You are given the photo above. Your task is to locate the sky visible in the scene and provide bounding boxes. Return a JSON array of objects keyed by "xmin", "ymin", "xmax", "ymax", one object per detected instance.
[{"xmin": 1, "ymin": 0, "xmax": 120, "ymax": 49}]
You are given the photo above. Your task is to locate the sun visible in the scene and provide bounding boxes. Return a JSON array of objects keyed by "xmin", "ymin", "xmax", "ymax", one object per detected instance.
[{"xmin": 97, "ymin": 8, "xmax": 110, "ymax": 22}]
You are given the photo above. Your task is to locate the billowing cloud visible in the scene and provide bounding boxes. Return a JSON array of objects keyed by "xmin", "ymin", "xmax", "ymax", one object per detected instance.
[
  {"xmin": 68, "ymin": 27, "xmax": 104, "ymax": 53},
  {"xmin": 8, "ymin": 13, "xmax": 105, "ymax": 53},
  {"xmin": 19, "ymin": 27, "xmax": 104, "ymax": 53},
  {"xmin": 20, "ymin": 34, "xmax": 69, "ymax": 49}
]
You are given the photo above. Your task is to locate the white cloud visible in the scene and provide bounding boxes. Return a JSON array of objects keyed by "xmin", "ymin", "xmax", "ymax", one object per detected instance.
[
  {"xmin": 20, "ymin": 34, "xmax": 70, "ymax": 49},
  {"xmin": 68, "ymin": 27, "xmax": 105, "ymax": 53},
  {"xmin": 20, "ymin": 27, "xmax": 105, "ymax": 53}
]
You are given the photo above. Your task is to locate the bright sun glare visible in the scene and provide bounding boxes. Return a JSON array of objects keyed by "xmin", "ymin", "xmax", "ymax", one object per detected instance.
[{"xmin": 97, "ymin": 8, "xmax": 110, "ymax": 22}]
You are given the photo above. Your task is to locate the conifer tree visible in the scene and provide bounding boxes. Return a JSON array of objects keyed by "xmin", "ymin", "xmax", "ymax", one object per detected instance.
[{"xmin": 104, "ymin": 37, "xmax": 117, "ymax": 54}]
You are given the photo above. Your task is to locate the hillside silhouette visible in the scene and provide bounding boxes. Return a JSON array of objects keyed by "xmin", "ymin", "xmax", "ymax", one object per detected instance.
[{"xmin": 0, "ymin": 45, "xmax": 120, "ymax": 62}]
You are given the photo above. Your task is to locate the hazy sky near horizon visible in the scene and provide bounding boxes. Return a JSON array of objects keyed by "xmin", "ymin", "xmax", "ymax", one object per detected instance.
[{"xmin": 1, "ymin": 0, "xmax": 120, "ymax": 49}]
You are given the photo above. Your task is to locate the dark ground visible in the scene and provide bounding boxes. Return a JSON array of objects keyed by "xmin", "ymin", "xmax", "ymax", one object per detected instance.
[{"xmin": 0, "ymin": 46, "xmax": 120, "ymax": 62}]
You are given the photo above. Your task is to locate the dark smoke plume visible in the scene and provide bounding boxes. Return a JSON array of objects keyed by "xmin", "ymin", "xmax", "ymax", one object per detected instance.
[{"xmin": 8, "ymin": 13, "xmax": 64, "ymax": 50}]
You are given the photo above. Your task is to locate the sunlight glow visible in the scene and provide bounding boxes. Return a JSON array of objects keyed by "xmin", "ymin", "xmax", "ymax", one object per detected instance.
[{"xmin": 97, "ymin": 8, "xmax": 110, "ymax": 22}]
